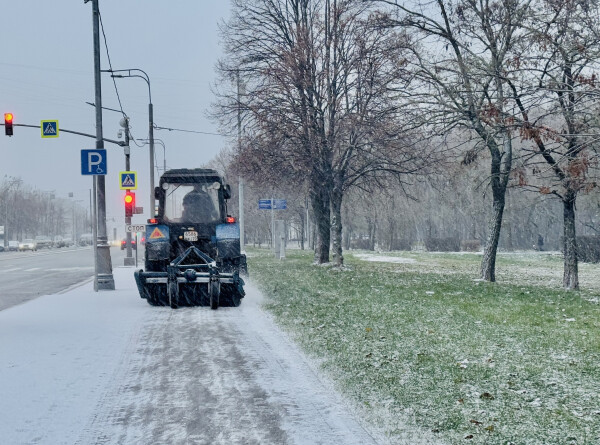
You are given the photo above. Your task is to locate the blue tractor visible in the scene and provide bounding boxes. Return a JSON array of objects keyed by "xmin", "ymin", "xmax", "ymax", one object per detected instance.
[{"xmin": 134, "ymin": 168, "xmax": 247, "ymax": 309}]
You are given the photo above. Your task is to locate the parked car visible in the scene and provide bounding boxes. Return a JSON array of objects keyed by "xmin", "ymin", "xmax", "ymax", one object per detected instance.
[
  {"xmin": 0, "ymin": 245, "xmax": 3, "ymax": 252},
  {"xmin": 18, "ymin": 239, "xmax": 37, "ymax": 251},
  {"xmin": 34, "ymin": 236, "xmax": 53, "ymax": 249},
  {"xmin": 121, "ymin": 238, "xmax": 137, "ymax": 250},
  {"xmin": 7, "ymin": 240, "xmax": 19, "ymax": 251},
  {"xmin": 53, "ymin": 236, "xmax": 66, "ymax": 248},
  {"xmin": 79, "ymin": 233, "xmax": 93, "ymax": 246}
]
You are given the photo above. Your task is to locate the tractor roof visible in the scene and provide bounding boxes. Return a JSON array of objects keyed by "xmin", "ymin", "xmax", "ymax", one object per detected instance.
[{"xmin": 160, "ymin": 168, "xmax": 223, "ymax": 184}]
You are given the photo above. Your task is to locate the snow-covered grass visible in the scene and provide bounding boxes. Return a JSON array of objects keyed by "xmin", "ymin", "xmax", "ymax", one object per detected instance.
[{"xmin": 248, "ymin": 248, "xmax": 600, "ymax": 444}]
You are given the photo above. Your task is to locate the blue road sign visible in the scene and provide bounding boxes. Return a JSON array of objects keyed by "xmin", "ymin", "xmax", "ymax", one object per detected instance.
[
  {"xmin": 119, "ymin": 171, "xmax": 137, "ymax": 189},
  {"xmin": 259, "ymin": 199, "xmax": 287, "ymax": 210},
  {"xmin": 258, "ymin": 199, "xmax": 272, "ymax": 210},
  {"xmin": 41, "ymin": 120, "xmax": 59, "ymax": 138},
  {"xmin": 81, "ymin": 149, "xmax": 107, "ymax": 175},
  {"xmin": 273, "ymin": 199, "xmax": 287, "ymax": 210}
]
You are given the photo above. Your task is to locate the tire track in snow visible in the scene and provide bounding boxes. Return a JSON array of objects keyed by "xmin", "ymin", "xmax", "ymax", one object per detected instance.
[{"xmin": 77, "ymin": 283, "xmax": 379, "ymax": 444}]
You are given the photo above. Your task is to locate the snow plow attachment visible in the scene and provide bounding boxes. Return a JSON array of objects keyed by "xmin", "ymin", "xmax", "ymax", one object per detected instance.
[{"xmin": 134, "ymin": 246, "xmax": 245, "ymax": 309}]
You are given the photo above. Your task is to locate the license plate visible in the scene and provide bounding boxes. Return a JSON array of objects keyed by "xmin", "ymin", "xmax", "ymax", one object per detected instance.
[{"xmin": 184, "ymin": 231, "xmax": 198, "ymax": 242}]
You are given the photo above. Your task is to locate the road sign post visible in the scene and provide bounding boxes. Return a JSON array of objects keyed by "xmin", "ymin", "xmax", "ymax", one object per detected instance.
[{"xmin": 258, "ymin": 198, "xmax": 287, "ymax": 255}]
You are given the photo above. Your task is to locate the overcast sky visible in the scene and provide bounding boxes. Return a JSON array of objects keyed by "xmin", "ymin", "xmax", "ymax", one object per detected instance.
[{"xmin": 0, "ymin": 1, "xmax": 232, "ymax": 236}]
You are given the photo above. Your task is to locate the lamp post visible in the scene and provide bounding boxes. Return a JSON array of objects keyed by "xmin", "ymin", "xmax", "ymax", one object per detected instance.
[
  {"xmin": 90, "ymin": 0, "xmax": 114, "ymax": 290},
  {"xmin": 68, "ymin": 193, "xmax": 84, "ymax": 246},
  {"xmin": 2, "ymin": 177, "xmax": 21, "ymax": 248},
  {"xmin": 137, "ymin": 138, "xmax": 166, "ymax": 175},
  {"xmin": 102, "ymin": 68, "xmax": 155, "ymax": 217}
]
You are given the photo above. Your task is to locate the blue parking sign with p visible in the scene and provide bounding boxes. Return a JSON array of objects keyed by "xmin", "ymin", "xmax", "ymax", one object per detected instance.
[{"xmin": 81, "ymin": 149, "xmax": 107, "ymax": 175}]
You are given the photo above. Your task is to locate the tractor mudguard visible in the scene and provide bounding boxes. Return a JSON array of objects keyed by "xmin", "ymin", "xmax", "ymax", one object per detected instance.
[{"xmin": 215, "ymin": 222, "xmax": 241, "ymax": 258}]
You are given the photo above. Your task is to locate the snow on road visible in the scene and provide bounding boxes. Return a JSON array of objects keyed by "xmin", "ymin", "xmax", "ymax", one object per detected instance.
[{"xmin": 0, "ymin": 268, "xmax": 379, "ymax": 445}]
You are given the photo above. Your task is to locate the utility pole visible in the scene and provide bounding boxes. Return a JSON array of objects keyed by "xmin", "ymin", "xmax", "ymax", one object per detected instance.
[
  {"xmin": 104, "ymin": 69, "xmax": 154, "ymax": 217},
  {"xmin": 122, "ymin": 117, "xmax": 134, "ymax": 266},
  {"xmin": 91, "ymin": 0, "xmax": 114, "ymax": 290},
  {"xmin": 237, "ymin": 70, "xmax": 245, "ymax": 252},
  {"xmin": 149, "ymin": 102, "xmax": 156, "ymax": 216}
]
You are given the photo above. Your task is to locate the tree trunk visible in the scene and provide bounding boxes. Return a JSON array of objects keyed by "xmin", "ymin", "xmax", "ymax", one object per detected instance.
[
  {"xmin": 480, "ymin": 148, "xmax": 509, "ymax": 283},
  {"xmin": 481, "ymin": 197, "xmax": 505, "ymax": 282},
  {"xmin": 310, "ymin": 184, "xmax": 331, "ymax": 264},
  {"xmin": 343, "ymin": 226, "xmax": 351, "ymax": 251},
  {"xmin": 331, "ymin": 182, "xmax": 344, "ymax": 267},
  {"xmin": 298, "ymin": 209, "xmax": 305, "ymax": 250},
  {"xmin": 368, "ymin": 219, "xmax": 376, "ymax": 251},
  {"xmin": 562, "ymin": 192, "xmax": 579, "ymax": 290}
]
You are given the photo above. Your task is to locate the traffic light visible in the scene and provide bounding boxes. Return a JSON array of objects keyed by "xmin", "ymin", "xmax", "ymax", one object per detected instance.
[
  {"xmin": 4, "ymin": 113, "xmax": 14, "ymax": 136},
  {"xmin": 124, "ymin": 191, "xmax": 135, "ymax": 217}
]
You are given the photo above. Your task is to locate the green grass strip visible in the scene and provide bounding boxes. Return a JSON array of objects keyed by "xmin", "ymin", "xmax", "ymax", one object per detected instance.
[{"xmin": 248, "ymin": 248, "xmax": 600, "ymax": 444}]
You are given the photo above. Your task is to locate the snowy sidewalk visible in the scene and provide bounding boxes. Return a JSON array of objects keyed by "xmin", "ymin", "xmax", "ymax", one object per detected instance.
[{"xmin": 0, "ymin": 267, "xmax": 380, "ymax": 445}]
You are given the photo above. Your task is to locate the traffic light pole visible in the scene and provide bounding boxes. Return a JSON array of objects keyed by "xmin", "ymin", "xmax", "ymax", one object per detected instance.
[
  {"xmin": 123, "ymin": 119, "xmax": 134, "ymax": 266},
  {"xmin": 2, "ymin": 123, "xmax": 127, "ymax": 147},
  {"xmin": 91, "ymin": 0, "xmax": 115, "ymax": 290}
]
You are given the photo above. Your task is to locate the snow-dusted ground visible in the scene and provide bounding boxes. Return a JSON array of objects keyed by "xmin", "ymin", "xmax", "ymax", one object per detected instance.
[
  {"xmin": 0, "ymin": 268, "xmax": 380, "ymax": 445},
  {"xmin": 352, "ymin": 254, "xmax": 417, "ymax": 264},
  {"xmin": 352, "ymin": 250, "xmax": 600, "ymax": 292}
]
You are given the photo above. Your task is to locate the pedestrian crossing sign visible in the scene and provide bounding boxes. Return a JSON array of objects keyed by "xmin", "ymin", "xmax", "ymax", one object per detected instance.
[
  {"xmin": 119, "ymin": 171, "xmax": 137, "ymax": 190},
  {"xmin": 41, "ymin": 120, "xmax": 59, "ymax": 138}
]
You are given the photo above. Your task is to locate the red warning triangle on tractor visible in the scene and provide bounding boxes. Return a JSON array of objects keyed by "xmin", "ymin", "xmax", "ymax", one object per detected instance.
[{"xmin": 149, "ymin": 227, "xmax": 165, "ymax": 239}]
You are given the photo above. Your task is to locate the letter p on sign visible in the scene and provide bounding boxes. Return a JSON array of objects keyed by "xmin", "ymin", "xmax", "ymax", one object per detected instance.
[{"xmin": 81, "ymin": 149, "xmax": 108, "ymax": 175}]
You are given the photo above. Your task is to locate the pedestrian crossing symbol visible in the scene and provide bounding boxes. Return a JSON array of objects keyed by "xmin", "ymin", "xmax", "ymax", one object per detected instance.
[
  {"xmin": 119, "ymin": 171, "xmax": 137, "ymax": 190},
  {"xmin": 41, "ymin": 120, "xmax": 59, "ymax": 138}
]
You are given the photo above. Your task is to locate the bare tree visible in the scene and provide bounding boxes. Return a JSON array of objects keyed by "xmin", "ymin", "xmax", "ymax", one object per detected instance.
[
  {"xmin": 375, "ymin": 0, "xmax": 532, "ymax": 281},
  {"xmin": 508, "ymin": 0, "xmax": 600, "ymax": 289},
  {"xmin": 216, "ymin": 0, "xmax": 428, "ymax": 265}
]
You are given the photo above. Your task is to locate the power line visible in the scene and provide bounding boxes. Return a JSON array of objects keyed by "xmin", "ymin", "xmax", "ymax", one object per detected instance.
[
  {"xmin": 153, "ymin": 124, "xmax": 225, "ymax": 136},
  {"xmin": 98, "ymin": 11, "xmax": 126, "ymax": 118}
]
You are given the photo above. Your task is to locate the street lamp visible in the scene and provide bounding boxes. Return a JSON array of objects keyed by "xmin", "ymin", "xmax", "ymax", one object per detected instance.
[
  {"xmin": 2, "ymin": 176, "xmax": 21, "ymax": 248},
  {"xmin": 102, "ymin": 68, "xmax": 155, "ymax": 217},
  {"xmin": 68, "ymin": 192, "xmax": 84, "ymax": 246},
  {"xmin": 137, "ymin": 138, "xmax": 166, "ymax": 175}
]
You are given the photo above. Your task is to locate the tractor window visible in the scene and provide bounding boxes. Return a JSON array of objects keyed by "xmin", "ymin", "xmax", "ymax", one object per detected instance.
[{"xmin": 163, "ymin": 184, "xmax": 220, "ymax": 223}]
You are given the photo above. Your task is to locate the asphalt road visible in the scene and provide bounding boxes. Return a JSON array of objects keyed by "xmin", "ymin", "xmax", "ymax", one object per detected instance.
[{"xmin": 0, "ymin": 245, "xmax": 140, "ymax": 311}]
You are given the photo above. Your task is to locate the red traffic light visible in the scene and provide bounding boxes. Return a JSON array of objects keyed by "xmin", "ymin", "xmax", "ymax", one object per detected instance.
[
  {"xmin": 4, "ymin": 113, "xmax": 14, "ymax": 136},
  {"xmin": 124, "ymin": 191, "xmax": 135, "ymax": 217}
]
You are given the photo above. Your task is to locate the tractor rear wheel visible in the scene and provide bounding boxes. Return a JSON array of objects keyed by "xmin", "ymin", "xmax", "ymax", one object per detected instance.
[
  {"xmin": 209, "ymin": 280, "xmax": 220, "ymax": 310},
  {"xmin": 169, "ymin": 281, "xmax": 179, "ymax": 309}
]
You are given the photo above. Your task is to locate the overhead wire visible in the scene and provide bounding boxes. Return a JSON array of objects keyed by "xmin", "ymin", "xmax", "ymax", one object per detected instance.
[
  {"xmin": 98, "ymin": 10, "xmax": 126, "ymax": 119},
  {"xmin": 153, "ymin": 124, "xmax": 225, "ymax": 136}
]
